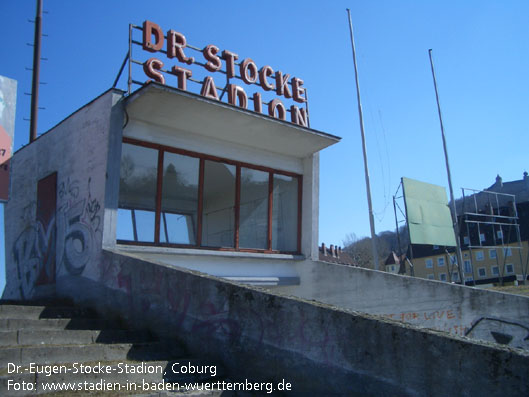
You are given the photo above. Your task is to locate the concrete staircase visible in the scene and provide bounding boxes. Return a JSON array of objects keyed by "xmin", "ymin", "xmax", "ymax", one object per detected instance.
[{"xmin": 0, "ymin": 301, "xmax": 225, "ymax": 396}]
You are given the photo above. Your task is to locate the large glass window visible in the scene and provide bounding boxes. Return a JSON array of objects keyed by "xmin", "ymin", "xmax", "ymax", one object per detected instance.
[
  {"xmin": 272, "ymin": 174, "xmax": 299, "ymax": 252},
  {"xmin": 117, "ymin": 140, "xmax": 301, "ymax": 253},
  {"xmin": 117, "ymin": 144, "xmax": 158, "ymax": 242},
  {"xmin": 201, "ymin": 160, "xmax": 236, "ymax": 248},
  {"xmin": 160, "ymin": 152, "xmax": 200, "ymax": 245},
  {"xmin": 240, "ymin": 168, "xmax": 269, "ymax": 249}
]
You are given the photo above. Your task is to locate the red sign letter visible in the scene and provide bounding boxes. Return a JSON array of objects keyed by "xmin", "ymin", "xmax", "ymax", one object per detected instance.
[
  {"xmin": 222, "ymin": 50, "xmax": 239, "ymax": 78},
  {"xmin": 253, "ymin": 92, "xmax": 262, "ymax": 113},
  {"xmin": 143, "ymin": 58, "xmax": 165, "ymax": 84},
  {"xmin": 275, "ymin": 71, "xmax": 292, "ymax": 98},
  {"xmin": 228, "ymin": 84, "xmax": 248, "ymax": 109},
  {"xmin": 167, "ymin": 30, "xmax": 194, "ymax": 65},
  {"xmin": 259, "ymin": 66, "xmax": 275, "ymax": 91},
  {"xmin": 268, "ymin": 99, "xmax": 286, "ymax": 120},
  {"xmin": 290, "ymin": 105, "xmax": 308, "ymax": 127},
  {"xmin": 291, "ymin": 77, "xmax": 306, "ymax": 103},
  {"xmin": 200, "ymin": 76, "xmax": 219, "ymax": 100},
  {"xmin": 171, "ymin": 66, "xmax": 192, "ymax": 90},
  {"xmin": 203, "ymin": 44, "xmax": 222, "ymax": 72},
  {"xmin": 240, "ymin": 59, "xmax": 258, "ymax": 84},
  {"xmin": 143, "ymin": 21, "xmax": 164, "ymax": 53}
]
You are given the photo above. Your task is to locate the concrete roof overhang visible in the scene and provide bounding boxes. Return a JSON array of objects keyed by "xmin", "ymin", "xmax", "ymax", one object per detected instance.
[{"xmin": 124, "ymin": 83, "xmax": 340, "ymax": 158}]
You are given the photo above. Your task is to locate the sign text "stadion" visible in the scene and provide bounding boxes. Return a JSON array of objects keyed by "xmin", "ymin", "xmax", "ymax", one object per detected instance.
[{"xmin": 141, "ymin": 21, "xmax": 309, "ymax": 127}]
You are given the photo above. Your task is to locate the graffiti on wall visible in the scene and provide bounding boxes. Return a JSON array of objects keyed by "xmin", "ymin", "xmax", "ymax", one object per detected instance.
[
  {"xmin": 383, "ymin": 308, "xmax": 529, "ymax": 350},
  {"xmin": 106, "ymin": 256, "xmax": 341, "ymax": 365},
  {"xmin": 383, "ymin": 309, "xmax": 468, "ymax": 336},
  {"xmin": 465, "ymin": 317, "xmax": 529, "ymax": 350},
  {"xmin": 12, "ymin": 177, "xmax": 102, "ymax": 298}
]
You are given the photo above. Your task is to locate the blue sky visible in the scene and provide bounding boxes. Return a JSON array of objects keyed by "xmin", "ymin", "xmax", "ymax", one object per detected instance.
[{"xmin": 1, "ymin": 0, "xmax": 528, "ymax": 291}]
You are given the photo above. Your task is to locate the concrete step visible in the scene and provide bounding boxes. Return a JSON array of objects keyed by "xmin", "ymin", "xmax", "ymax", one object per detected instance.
[
  {"xmin": 1, "ymin": 359, "xmax": 226, "ymax": 396},
  {"xmin": 0, "ymin": 305, "xmax": 97, "ymax": 320},
  {"xmin": 0, "ymin": 342, "xmax": 185, "ymax": 367},
  {"xmin": 0, "ymin": 317, "xmax": 120, "ymax": 331},
  {"xmin": 0, "ymin": 329, "xmax": 154, "ymax": 346}
]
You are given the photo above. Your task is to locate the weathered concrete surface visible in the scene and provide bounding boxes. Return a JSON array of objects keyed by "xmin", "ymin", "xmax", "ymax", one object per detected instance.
[
  {"xmin": 56, "ymin": 249, "xmax": 529, "ymax": 396},
  {"xmin": 273, "ymin": 260, "xmax": 529, "ymax": 349},
  {"xmin": 0, "ymin": 302, "xmax": 222, "ymax": 396},
  {"xmin": 2, "ymin": 89, "xmax": 124, "ymax": 301}
]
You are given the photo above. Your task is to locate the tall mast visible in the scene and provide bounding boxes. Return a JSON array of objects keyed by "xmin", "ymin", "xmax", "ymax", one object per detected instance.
[
  {"xmin": 428, "ymin": 49, "xmax": 464, "ymax": 282},
  {"xmin": 346, "ymin": 9, "xmax": 379, "ymax": 270}
]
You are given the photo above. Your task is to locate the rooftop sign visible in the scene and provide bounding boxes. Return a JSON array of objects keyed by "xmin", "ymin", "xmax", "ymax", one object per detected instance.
[{"xmin": 130, "ymin": 21, "xmax": 309, "ymax": 127}]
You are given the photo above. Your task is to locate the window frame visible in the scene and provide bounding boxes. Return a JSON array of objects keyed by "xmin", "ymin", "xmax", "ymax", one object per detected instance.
[{"xmin": 117, "ymin": 137, "xmax": 303, "ymax": 254}]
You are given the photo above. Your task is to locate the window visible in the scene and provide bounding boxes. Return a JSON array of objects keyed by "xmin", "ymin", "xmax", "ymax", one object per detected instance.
[
  {"xmin": 439, "ymin": 273, "xmax": 447, "ymax": 282},
  {"xmin": 118, "ymin": 144, "xmax": 158, "ymax": 242},
  {"xmin": 475, "ymin": 251, "xmax": 484, "ymax": 261},
  {"xmin": 202, "ymin": 160, "xmax": 236, "ymax": 248},
  {"xmin": 452, "ymin": 272, "xmax": 460, "ymax": 282},
  {"xmin": 117, "ymin": 139, "xmax": 302, "ymax": 253},
  {"xmin": 425, "ymin": 258, "xmax": 433, "ymax": 268},
  {"xmin": 464, "ymin": 260, "xmax": 472, "ymax": 273},
  {"xmin": 503, "ymin": 247, "xmax": 512, "ymax": 257},
  {"xmin": 449, "ymin": 255, "xmax": 457, "ymax": 265},
  {"xmin": 239, "ymin": 167, "xmax": 269, "ymax": 249},
  {"xmin": 491, "ymin": 266, "xmax": 499, "ymax": 276},
  {"xmin": 496, "ymin": 230, "xmax": 503, "ymax": 240},
  {"xmin": 489, "ymin": 250, "xmax": 497, "ymax": 259},
  {"xmin": 465, "ymin": 276, "xmax": 474, "ymax": 283},
  {"xmin": 427, "ymin": 274, "xmax": 435, "ymax": 280},
  {"xmin": 478, "ymin": 267, "xmax": 487, "ymax": 278},
  {"xmin": 160, "ymin": 152, "xmax": 200, "ymax": 245},
  {"xmin": 479, "ymin": 233, "xmax": 486, "ymax": 243},
  {"xmin": 437, "ymin": 257, "xmax": 445, "ymax": 267},
  {"xmin": 505, "ymin": 263, "xmax": 514, "ymax": 274},
  {"xmin": 463, "ymin": 236, "xmax": 470, "ymax": 245},
  {"xmin": 272, "ymin": 174, "xmax": 299, "ymax": 252},
  {"xmin": 433, "ymin": 245, "xmax": 439, "ymax": 250}
]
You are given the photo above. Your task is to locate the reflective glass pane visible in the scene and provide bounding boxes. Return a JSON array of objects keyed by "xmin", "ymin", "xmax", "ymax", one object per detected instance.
[
  {"xmin": 160, "ymin": 152, "xmax": 199, "ymax": 244},
  {"xmin": 272, "ymin": 174, "xmax": 298, "ymax": 252},
  {"xmin": 240, "ymin": 168, "xmax": 269, "ymax": 249},
  {"xmin": 202, "ymin": 160, "xmax": 236, "ymax": 247},
  {"xmin": 118, "ymin": 143, "xmax": 158, "ymax": 242}
]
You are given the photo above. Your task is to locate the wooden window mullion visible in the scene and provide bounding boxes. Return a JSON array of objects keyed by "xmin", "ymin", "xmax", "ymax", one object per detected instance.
[
  {"xmin": 235, "ymin": 166, "xmax": 241, "ymax": 250},
  {"xmin": 154, "ymin": 150, "xmax": 164, "ymax": 244},
  {"xmin": 197, "ymin": 158, "xmax": 205, "ymax": 247}
]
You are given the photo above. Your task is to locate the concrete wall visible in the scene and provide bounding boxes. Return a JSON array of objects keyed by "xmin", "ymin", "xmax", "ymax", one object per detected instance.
[
  {"xmin": 59, "ymin": 249, "xmax": 529, "ymax": 396},
  {"xmin": 273, "ymin": 260, "xmax": 529, "ymax": 350},
  {"xmin": 2, "ymin": 89, "xmax": 123, "ymax": 300}
]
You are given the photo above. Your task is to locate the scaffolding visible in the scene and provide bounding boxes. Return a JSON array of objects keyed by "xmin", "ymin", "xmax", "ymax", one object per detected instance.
[{"xmin": 460, "ymin": 188, "xmax": 526, "ymax": 286}]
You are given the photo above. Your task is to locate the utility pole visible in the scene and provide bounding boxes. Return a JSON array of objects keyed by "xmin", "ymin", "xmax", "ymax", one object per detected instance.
[
  {"xmin": 30, "ymin": 0, "xmax": 43, "ymax": 143},
  {"xmin": 346, "ymin": 9, "xmax": 379, "ymax": 270}
]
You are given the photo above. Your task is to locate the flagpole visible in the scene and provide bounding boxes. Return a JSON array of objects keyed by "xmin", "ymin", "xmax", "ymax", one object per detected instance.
[
  {"xmin": 346, "ymin": 9, "xmax": 379, "ymax": 270},
  {"xmin": 428, "ymin": 49, "xmax": 464, "ymax": 283}
]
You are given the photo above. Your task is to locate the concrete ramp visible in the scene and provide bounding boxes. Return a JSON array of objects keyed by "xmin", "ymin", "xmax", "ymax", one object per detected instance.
[{"xmin": 53, "ymin": 249, "xmax": 529, "ymax": 396}]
